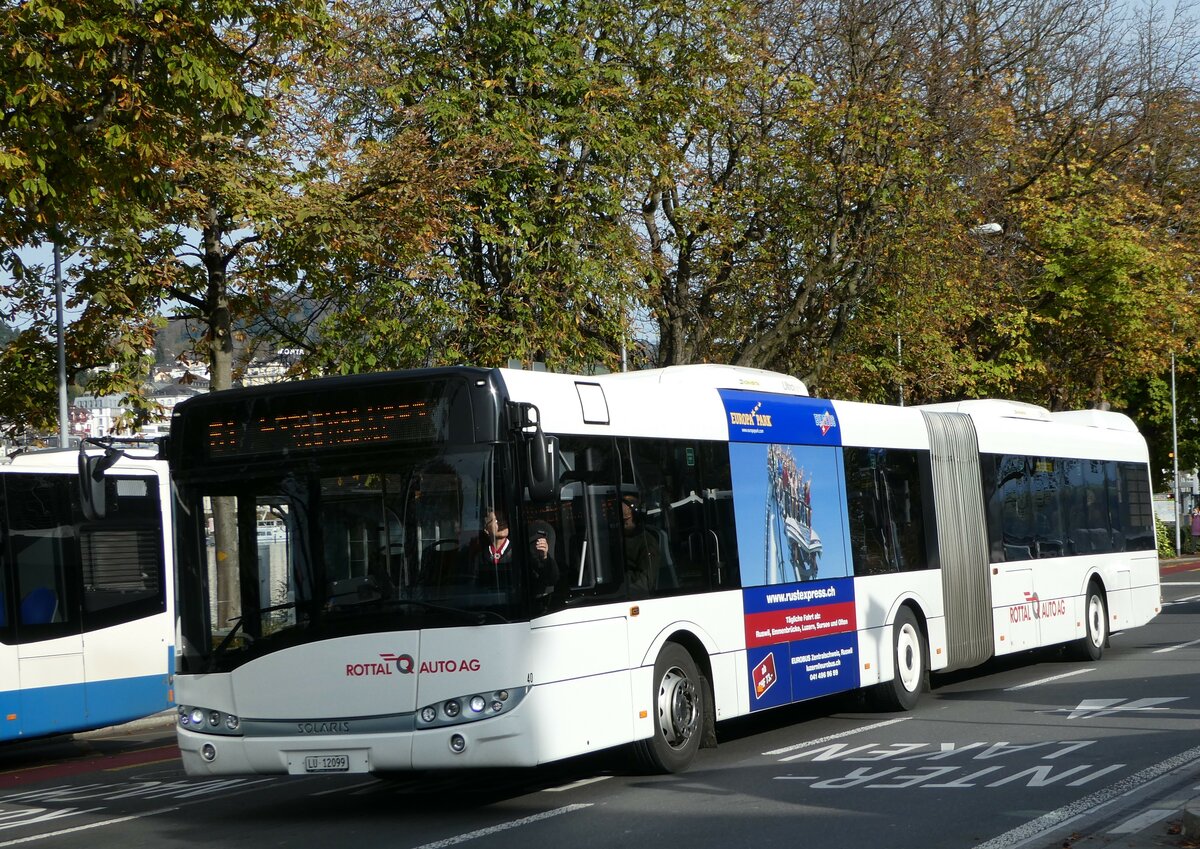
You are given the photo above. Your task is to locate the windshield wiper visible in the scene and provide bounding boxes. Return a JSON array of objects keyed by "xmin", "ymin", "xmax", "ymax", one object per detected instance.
[{"xmin": 209, "ymin": 600, "xmax": 301, "ymax": 669}]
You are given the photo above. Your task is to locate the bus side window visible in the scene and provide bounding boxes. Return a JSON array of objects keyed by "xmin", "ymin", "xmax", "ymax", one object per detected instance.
[
  {"xmin": 997, "ymin": 455, "xmax": 1035, "ymax": 562},
  {"xmin": 0, "ymin": 477, "xmax": 8, "ymax": 631},
  {"xmin": 619, "ymin": 438, "xmax": 689, "ymax": 597},
  {"xmin": 77, "ymin": 475, "xmax": 166, "ymax": 632},
  {"xmin": 845, "ymin": 447, "xmax": 931, "ymax": 576},
  {"xmin": 557, "ymin": 438, "xmax": 623, "ymax": 595},
  {"xmin": 5, "ymin": 474, "xmax": 78, "ymax": 641},
  {"xmin": 698, "ymin": 441, "xmax": 739, "ymax": 589},
  {"xmin": 1118, "ymin": 463, "xmax": 1154, "ymax": 551}
]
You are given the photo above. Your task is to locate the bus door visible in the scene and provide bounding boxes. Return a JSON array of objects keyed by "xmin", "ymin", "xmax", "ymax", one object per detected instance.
[
  {"xmin": 3, "ymin": 473, "xmax": 85, "ymax": 738},
  {"xmin": 991, "ymin": 564, "xmax": 1038, "ymax": 652},
  {"xmin": 980, "ymin": 453, "xmax": 1040, "ymax": 653}
]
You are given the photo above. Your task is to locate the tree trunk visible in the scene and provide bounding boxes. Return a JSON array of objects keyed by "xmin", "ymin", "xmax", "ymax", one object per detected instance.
[{"xmin": 203, "ymin": 208, "xmax": 241, "ymax": 630}]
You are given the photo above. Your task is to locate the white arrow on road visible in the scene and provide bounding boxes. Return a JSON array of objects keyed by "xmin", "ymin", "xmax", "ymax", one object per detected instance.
[{"xmin": 1063, "ymin": 697, "xmax": 1184, "ymax": 719}]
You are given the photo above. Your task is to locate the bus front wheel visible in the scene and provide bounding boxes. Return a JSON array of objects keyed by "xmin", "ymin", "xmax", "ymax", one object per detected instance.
[
  {"xmin": 873, "ymin": 606, "xmax": 926, "ymax": 712},
  {"xmin": 633, "ymin": 643, "xmax": 705, "ymax": 774}
]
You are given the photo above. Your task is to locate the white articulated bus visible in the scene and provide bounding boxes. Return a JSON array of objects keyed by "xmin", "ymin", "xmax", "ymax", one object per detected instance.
[
  {"xmin": 0, "ymin": 443, "xmax": 175, "ymax": 740},
  {"xmin": 166, "ymin": 365, "xmax": 1160, "ymax": 776}
]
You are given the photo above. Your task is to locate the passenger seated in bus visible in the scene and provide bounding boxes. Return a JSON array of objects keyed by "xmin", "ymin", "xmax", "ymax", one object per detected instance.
[{"xmin": 621, "ymin": 494, "xmax": 661, "ymax": 597}]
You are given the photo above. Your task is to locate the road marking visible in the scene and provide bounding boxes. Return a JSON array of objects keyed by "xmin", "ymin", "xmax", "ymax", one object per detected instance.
[
  {"xmin": 1153, "ymin": 637, "xmax": 1200, "ymax": 653},
  {"xmin": 1108, "ymin": 808, "xmax": 1175, "ymax": 834},
  {"xmin": 764, "ymin": 717, "xmax": 910, "ymax": 759},
  {"xmin": 0, "ymin": 775, "xmax": 278, "ymax": 845},
  {"xmin": 1005, "ymin": 668, "xmax": 1093, "ymax": 691},
  {"xmin": 309, "ymin": 780, "xmax": 376, "ymax": 797},
  {"xmin": 0, "ymin": 805, "xmax": 178, "ymax": 847},
  {"xmin": 971, "ymin": 742, "xmax": 1200, "ymax": 848},
  {"xmin": 543, "ymin": 776, "xmax": 611, "ymax": 792},
  {"xmin": 1064, "ymin": 698, "xmax": 1184, "ymax": 719},
  {"xmin": 408, "ymin": 804, "xmax": 593, "ymax": 849}
]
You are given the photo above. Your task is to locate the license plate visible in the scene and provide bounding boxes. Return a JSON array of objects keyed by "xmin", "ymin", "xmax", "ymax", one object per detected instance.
[{"xmin": 304, "ymin": 754, "xmax": 350, "ymax": 773}]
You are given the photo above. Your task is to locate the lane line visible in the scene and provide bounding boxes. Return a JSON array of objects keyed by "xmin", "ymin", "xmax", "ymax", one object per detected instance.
[
  {"xmin": 543, "ymin": 776, "xmax": 611, "ymax": 792},
  {"xmin": 971, "ymin": 743, "xmax": 1200, "ymax": 849},
  {"xmin": 1153, "ymin": 637, "xmax": 1200, "ymax": 654},
  {"xmin": 408, "ymin": 804, "xmax": 593, "ymax": 849},
  {"xmin": 763, "ymin": 717, "xmax": 910, "ymax": 759},
  {"xmin": 310, "ymin": 780, "xmax": 376, "ymax": 797},
  {"xmin": 0, "ymin": 806, "xmax": 178, "ymax": 847},
  {"xmin": 1005, "ymin": 668, "xmax": 1093, "ymax": 691}
]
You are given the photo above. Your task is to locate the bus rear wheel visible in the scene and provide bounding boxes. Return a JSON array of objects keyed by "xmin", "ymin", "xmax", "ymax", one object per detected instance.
[
  {"xmin": 1071, "ymin": 584, "xmax": 1107, "ymax": 661},
  {"xmin": 873, "ymin": 606, "xmax": 925, "ymax": 712},
  {"xmin": 633, "ymin": 643, "xmax": 705, "ymax": 774}
]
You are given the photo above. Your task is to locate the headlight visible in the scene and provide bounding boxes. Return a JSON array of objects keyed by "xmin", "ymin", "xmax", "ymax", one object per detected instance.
[
  {"xmin": 415, "ymin": 687, "xmax": 528, "ymax": 729},
  {"xmin": 177, "ymin": 705, "xmax": 243, "ymax": 737}
]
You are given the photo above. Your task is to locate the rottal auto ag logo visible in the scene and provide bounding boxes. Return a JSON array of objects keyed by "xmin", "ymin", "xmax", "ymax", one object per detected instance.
[{"xmin": 345, "ymin": 653, "xmax": 414, "ymax": 677}]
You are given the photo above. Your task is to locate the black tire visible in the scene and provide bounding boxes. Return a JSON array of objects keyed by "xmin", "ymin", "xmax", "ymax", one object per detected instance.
[
  {"xmin": 873, "ymin": 606, "xmax": 925, "ymax": 712},
  {"xmin": 632, "ymin": 642, "xmax": 705, "ymax": 774},
  {"xmin": 1071, "ymin": 584, "xmax": 1107, "ymax": 661}
]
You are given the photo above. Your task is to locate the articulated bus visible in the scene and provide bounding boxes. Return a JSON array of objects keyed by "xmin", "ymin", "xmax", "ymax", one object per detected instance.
[
  {"xmin": 0, "ymin": 443, "xmax": 175, "ymax": 739},
  {"xmin": 167, "ymin": 365, "xmax": 1160, "ymax": 776}
]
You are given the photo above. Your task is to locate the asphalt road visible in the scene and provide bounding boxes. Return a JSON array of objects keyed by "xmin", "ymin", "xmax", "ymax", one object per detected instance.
[{"xmin": 0, "ymin": 565, "xmax": 1196, "ymax": 849}]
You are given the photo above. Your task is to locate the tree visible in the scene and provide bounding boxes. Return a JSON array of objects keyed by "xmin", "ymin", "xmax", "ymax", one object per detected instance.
[
  {"xmin": 0, "ymin": 0, "xmax": 331, "ymax": 434},
  {"xmin": 820, "ymin": 0, "xmax": 1200, "ymax": 413},
  {"xmin": 310, "ymin": 0, "xmax": 649, "ymax": 374}
]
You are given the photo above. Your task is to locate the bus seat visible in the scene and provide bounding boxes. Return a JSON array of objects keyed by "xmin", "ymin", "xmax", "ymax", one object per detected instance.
[
  {"xmin": 1003, "ymin": 543, "xmax": 1032, "ymax": 561},
  {"xmin": 651, "ymin": 527, "xmax": 678, "ymax": 590},
  {"xmin": 20, "ymin": 587, "xmax": 57, "ymax": 625}
]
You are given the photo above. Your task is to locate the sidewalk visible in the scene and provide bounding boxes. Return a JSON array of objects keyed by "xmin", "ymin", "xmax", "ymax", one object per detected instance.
[{"xmin": 1161, "ymin": 556, "xmax": 1200, "ymax": 575}]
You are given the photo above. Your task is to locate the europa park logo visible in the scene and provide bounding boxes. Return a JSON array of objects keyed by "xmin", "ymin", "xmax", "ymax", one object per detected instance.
[
  {"xmin": 344, "ymin": 653, "xmax": 482, "ymax": 677},
  {"xmin": 729, "ymin": 402, "xmax": 774, "ymax": 429}
]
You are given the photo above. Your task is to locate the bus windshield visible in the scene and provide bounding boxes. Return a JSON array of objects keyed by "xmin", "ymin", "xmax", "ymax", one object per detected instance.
[{"xmin": 175, "ymin": 443, "xmax": 524, "ymax": 673}]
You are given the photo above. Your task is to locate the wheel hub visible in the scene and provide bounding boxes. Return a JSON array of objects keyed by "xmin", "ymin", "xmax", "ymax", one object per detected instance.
[{"xmin": 659, "ymin": 669, "xmax": 698, "ymax": 748}]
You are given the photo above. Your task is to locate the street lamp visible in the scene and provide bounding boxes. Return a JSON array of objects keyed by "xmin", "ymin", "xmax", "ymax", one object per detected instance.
[
  {"xmin": 1172, "ymin": 350, "xmax": 1181, "ymax": 554},
  {"xmin": 55, "ymin": 242, "xmax": 68, "ymax": 448}
]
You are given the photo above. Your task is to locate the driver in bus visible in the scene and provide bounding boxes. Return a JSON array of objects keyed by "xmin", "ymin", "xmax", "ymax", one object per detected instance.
[{"xmin": 476, "ymin": 508, "xmax": 558, "ymax": 594}]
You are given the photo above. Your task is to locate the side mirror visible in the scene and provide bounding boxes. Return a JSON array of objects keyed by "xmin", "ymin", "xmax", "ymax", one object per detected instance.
[
  {"xmin": 77, "ymin": 444, "xmax": 122, "ymax": 521},
  {"xmin": 515, "ymin": 403, "xmax": 560, "ymax": 502},
  {"xmin": 527, "ymin": 432, "xmax": 560, "ymax": 502}
]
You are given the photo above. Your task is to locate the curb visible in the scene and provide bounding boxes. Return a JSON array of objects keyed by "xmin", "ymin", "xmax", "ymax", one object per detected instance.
[
  {"xmin": 1185, "ymin": 798, "xmax": 1200, "ymax": 841},
  {"xmin": 74, "ymin": 709, "xmax": 177, "ymax": 740}
]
